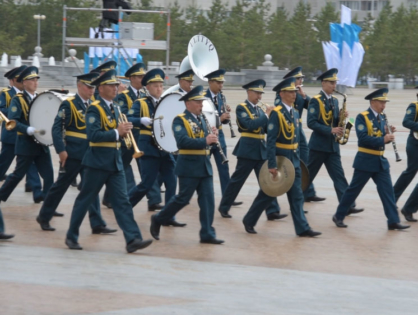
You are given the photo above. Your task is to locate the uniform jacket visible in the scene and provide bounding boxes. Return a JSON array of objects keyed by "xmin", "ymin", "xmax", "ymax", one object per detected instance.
[
  {"xmin": 0, "ymin": 87, "xmax": 17, "ymax": 144},
  {"xmin": 233, "ymin": 100, "xmax": 268, "ymax": 160},
  {"xmin": 267, "ymin": 101, "xmax": 301, "ymax": 169},
  {"xmin": 82, "ymin": 97, "xmax": 123, "ymax": 172},
  {"xmin": 128, "ymin": 96, "xmax": 168, "ymax": 158},
  {"xmin": 353, "ymin": 108, "xmax": 389, "ymax": 172},
  {"xmin": 118, "ymin": 86, "xmax": 140, "ymax": 141},
  {"xmin": 52, "ymin": 94, "xmax": 90, "ymax": 161},
  {"xmin": 307, "ymin": 90, "xmax": 340, "ymax": 153},
  {"xmin": 8, "ymin": 91, "xmax": 49, "ymax": 156},
  {"xmin": 172, "ymin": 110, "xmax": 212, "ymax": 177}
]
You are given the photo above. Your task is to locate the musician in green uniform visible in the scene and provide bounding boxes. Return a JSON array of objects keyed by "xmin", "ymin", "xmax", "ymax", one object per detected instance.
[
  {"xmin": 0, "ymin": 66, "xmax": 43, "ymax": 200},
  {"xmin": 65, "ymin": 70, "xmax": 153, "ymax": 252},
  {"xmin": 36, "ymin": 72, "xmax": 116, "ymax": 234},
  {"xmin": 103, "ymin": 63, "xmax": 163, "ymax": 211},
  {"xmin": 218, "ymin": 79, "xmax": 285, "ymax": 221},
  {"xmin": 243, "ymin": 78, "xmax": 320, "ymax": 237},
  {"xmin": 394, "ymin": 87, "xmax": 418, "ymax": 221},
  {"xmin": 0, "ymin": 66, "xmax": 54, "ymax": 204},
  {"xmin": 175, "ymin": 69, "xmax": 194, "ymax": 94},
  {"xmin": 307, "ymin": 68, "xmax": 363, "ymax": 214},
  {"xmin": 90, "ymin": 61, "xmax": 117, "ymax": 102},
  {"xmin": 333, "ymin": 88, "xmax": 409, "ymax": 231},
  {"xmin": 150, "ymin": 85, "xmax": 224, "ymax": 244}
]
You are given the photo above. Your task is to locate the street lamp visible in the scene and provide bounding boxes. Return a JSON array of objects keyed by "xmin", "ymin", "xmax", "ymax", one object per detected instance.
[{"xmin": 33, "ymin": 14, "xmax": 46, "ymax": 48}]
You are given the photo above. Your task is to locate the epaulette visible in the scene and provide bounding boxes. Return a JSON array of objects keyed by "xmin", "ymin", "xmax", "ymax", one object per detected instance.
[
  {"xmin": 273, "ymin": 105, "xmax": 283, "ymax": 113},
  {"xmin": 361, "ymin": 111, "xmax": 369, "ymax": 115},
  {"xmin": 121, "ymin": 90, "xmax": 130, "ymax": 95},
  {"xmin": 91, "ymin": 100, "xmax": 100, "ymax": 106},
  {"xmin": 332, "ymin": 95, "xmax": 338, "ymax": 99},
  {"xmin": 239, "ymin": 103, "xmax": 246, "ymax": 106},
  {"xmin": 178, "ymin": 113, "xmax": 185, "ymax": 117},
  {"xmin": 66, "ymin": 96, "xmax": 76, "ymax": 102},
  {"xmin": 1, "ymin": 88, "xmax": 10, "ymax": 92},
  {"xmin": 313, "ymin": 94, "xmax": 322, "ymax": 99}
]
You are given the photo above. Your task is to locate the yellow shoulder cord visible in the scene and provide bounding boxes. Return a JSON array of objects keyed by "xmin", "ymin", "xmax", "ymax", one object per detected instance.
[
  {"xmin": 236, "ymin": 103, "xmax": 261, "ymax": 133},
  {"xmin": 122, "ymin": 91, "xmax": 133, "ymax": 110},
  {"xmin": 178, "ymin": 114, "xmax": 203, "ymax": 139},
  {"xmin": 68, "ymin": 98, "xmax": 86, "ymax": 130},
  {"xmin": 314, "ymin": 95, "xmax": 333, "ymax": 126},
  {"xmin": 5, "ymin": 91, "xmax": 11, "ymax": 108},
  {"xmin": 16, "ymin": 95, "xmax": 29, "ymax": 121},
  {"xmin": 273, "ymin": 106, "xmax": 295, "ymax": 140},
  {"xmin": 139, "ymin": 99, "xmax": 152, "ymax": 130},
  {"xmin": 90, "ymin": 103, "xmax": 116, "ymax": 131},
  {"xmin": 361, "ymin": 111, "xmax": 374, "ymax": 136},
  {"xmin": 414, "ymin": 102, "xmax": 418, "ymax": 122}
]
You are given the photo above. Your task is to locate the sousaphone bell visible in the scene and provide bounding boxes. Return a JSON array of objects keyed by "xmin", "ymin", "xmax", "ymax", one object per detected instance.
[{"xmin": 259, "ymin": 157, "xmax": 295, "ymax": 197}]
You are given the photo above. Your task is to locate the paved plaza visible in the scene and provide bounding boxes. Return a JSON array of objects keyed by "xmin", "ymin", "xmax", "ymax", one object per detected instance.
[{"xmin": 1, "ymin": 86, "xmax": 418, "ymax": 314}]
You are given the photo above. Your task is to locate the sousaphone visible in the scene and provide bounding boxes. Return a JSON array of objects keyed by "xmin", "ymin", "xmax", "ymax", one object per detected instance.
[{"xmin": 259, "ymin": 157, "xmax": 295, "ymax": 197}]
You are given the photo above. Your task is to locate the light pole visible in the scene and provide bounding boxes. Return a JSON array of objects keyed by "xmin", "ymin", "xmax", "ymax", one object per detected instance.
[{"xmin": 33, "ymin": 14, "xmax": 46, "ymax": 48}]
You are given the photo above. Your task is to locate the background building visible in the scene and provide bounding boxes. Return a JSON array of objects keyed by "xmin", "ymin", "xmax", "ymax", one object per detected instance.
[{"xmin": 131, "ymin": 0, "xmax": 418, "ymax": 21}]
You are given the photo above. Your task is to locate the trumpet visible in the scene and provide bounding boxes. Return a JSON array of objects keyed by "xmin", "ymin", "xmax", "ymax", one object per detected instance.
[
  {"xmin": 115, "ymin": 106, "xmax": 144, "ymax": 159},
  {"xmin": 0, "ymin": 111, "xmax": 16, "ymax": 130},
  {"xmin": 257, "ymin": 101, "xmax": 269, "ymax": 113}
]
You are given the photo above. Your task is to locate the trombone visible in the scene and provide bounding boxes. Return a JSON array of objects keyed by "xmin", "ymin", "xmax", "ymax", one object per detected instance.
[
  {"xmin": 115, "ymin": 106, "xmax": 144, "ymax": 159},
  {"xmin": 0, "ymin": 111, "xmax": 16, "ymax": 130}
]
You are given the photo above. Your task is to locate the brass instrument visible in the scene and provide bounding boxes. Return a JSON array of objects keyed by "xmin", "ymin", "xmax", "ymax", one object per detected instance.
[
  {"xmin": 0, "ymin": 111, "xmax": 16, "ymax": 130},
  {"xmin": 333, "ymin": 90, "xmax": 353, "ymax": 145},
  {"xmin": 256, "ymin": 101, "xmax": 269, "ymax": 113},
  {"xmin": 382, "ymin": 111, "xmax": 402, "ymax": 162},
  {"xmin": 202, "ymin": 113, "xmax": 228, "ymax": 164},
  {"xmin": 220, "ymin": 91, "xmax": 236, "ymax": 138},
  {"xmin": 115, "ymin": 106, "xmax": 144, "ymax": 159}
]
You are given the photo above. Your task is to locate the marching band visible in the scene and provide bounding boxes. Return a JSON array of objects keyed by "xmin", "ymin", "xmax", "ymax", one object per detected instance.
[{"xmin": 0, "ymin": 36, "xmax": 417, "ymax": 253}]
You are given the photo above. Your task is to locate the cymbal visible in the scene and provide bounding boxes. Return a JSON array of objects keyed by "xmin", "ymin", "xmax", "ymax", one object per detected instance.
[
  {"xmin": 300, "ymin": 160, "xmax": 310, "ymax": 192},
  {"xmin": 259, "ymin": 156, "xmax": 295, "ymax": 197}
]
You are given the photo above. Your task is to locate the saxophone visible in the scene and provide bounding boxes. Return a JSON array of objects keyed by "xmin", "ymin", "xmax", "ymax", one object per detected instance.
[{"xmin": 333, "ymin": 90, "xmax": 353, "ymax": 145}]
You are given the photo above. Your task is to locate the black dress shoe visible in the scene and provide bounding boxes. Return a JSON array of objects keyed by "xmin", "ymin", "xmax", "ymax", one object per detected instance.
[
  {"xmin": 243, "ymin": 222, "xmax": 257, "ymax": 234},
  {"xmin": 219, "ymin": 209, "xmax": 232, "ymax": 218},
  {"xmin": 0, "ymin": 232, "xmax": 14, "ymax": 240},
  {"xmin": 102, "ymin": 200, "xmax": 112, "ymax": 209},
  {"xmin": 65, "ymin": 239, "xmax": 82, "ymax": 250},
  {"xmin": 232, "ymin": 201, "xmax": 243, "ymax": 206},
  {"xmin": 70, "ymin": 178, "xmax": 78, "ymax": 187},
  {"xmin": 267, "ymin": 213, "xmax": 288, "ymax": 221},
  {"xmin": 305, "ymin": 195, "xmax": 326, "ymax": 202},
  {"xmin": 150, "ymin": 214, "xmax": 161, "ymax": 240},
  {"xmin": 126, "ymin": 238, "xmax": 153, "ymax": 253},
  {"xmin": 304, "ymin": 210, "xmax": 308, "ymax": 214},
  {"xmin": 332, "ymin": 215, "xmax": 347, "ymax": 228},
  {"xmin": 299, "ymin": 229, "xmax": 322, "ymax": 237},
  {"xmin": 347, "ymin": 207, "xmax": 364, "ymax": 215},
  {"xmin": 162, "ymin": 219, "xmax": 187, "ymax": 227},
  {"xmin": 148, "ymin": 203, "xmax": 164, "ymax": 211},
  {"xmin": 92, "ymin": 226, "xmax": 117, "ymax": 234},
  {"xmin": 200, "ymin": 238, "xmax": 225, "ymax": 244},
  {"xmin": 53, "ymin": 211, "xmax": 64, "ymax": 217},
  {"xmin": 388, "ymin": 222, "xmax": 410, "ymax": 230},
  {"xmin": 25, "ymin": 186, "xmax": 33, "ymax": 193},
  {"xmin": 36, "ymin": 216, "xmax": 56, "ymax": 231},
  {"xmin": 401, "ymin": 209, "xmax": 417, "ymax": 222},
  {"xmin": 33, "ymin": 196, "xmax": 44, "ymax": 204}
]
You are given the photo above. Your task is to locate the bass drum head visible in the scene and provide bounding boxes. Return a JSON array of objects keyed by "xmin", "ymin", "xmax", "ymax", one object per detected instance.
[
  {"xmin": 152, "ymin": 92, "xmax": 185, "ymax": 153},
  {"xmin": 202, "ymin": 99, "xmax": 217, "ymax": 129},
  {"xmin": 29, "ymin": 91, "xmax": 71, "ymax": 146}
]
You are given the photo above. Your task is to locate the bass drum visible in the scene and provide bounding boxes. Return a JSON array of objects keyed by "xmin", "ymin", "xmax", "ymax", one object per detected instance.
[
  {"xmin": 202, "ymin": 99, "xmax": 217, "ymax": 129},
  {"xmin": 152, "ymin": 92, "xmax": 185, "ymax": 153},
  {"xmin": 29, "ymin": 91, "xmax": 74, "ymax": 146}
]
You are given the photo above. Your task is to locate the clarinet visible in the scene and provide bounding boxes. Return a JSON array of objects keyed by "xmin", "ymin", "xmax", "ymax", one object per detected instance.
[
  {"xmin": 201, "ymin": 113, "xmax": 229, "ymax": 164},
  {"xmin": 382, "ymin": 111, "xmax": 402, "ymax": 162},
  {"xmin": 220, "ymin": 91, "xmax": 236, "ymax": 138},
  {"xmin": 59, "ymin": 108, "xmax": 66, "ymax": 173}
]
